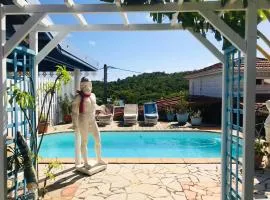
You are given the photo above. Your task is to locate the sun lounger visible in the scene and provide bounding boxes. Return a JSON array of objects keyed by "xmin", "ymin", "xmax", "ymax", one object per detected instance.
[
  {"xmin": 96, "ymin": 104, "xmax": 114, "ymax": 125},
  {"xmin": 144, "ymin": 102, "xmax": 158, "ymax": 125},
  {"xmin": 124, "ymin": 104, "xmax": 138, "ymax": 125}
]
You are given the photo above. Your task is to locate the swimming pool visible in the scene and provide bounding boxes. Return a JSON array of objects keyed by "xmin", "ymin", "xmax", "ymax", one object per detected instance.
[{"xmin": 39, "ymin": 131, "xmax": 242, "ymax": 158}]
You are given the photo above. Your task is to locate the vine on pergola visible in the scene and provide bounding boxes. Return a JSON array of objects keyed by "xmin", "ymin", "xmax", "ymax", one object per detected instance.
[{"xmin": 101, "ymin": 0, "xmax": 270, "ymax": 50}]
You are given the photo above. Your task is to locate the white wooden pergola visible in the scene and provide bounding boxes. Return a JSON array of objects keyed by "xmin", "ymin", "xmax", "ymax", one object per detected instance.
[{"xmin": 0, "ymin": 0, "xmax": 270, "ymax": 199}]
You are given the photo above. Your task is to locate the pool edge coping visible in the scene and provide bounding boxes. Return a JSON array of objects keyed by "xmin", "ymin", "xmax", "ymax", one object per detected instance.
[
  {"xmin": 39, "ymin": 158, "xmax": 221, "ymax": 164},
  {"xmin": 41, "ymin": 129, "xmax": 222, "ymax": 136}
]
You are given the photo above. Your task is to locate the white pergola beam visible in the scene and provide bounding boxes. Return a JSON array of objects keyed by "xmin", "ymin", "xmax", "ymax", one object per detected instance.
[
  {"xmin": 36, "ymin": 32, "xmax": 68, "ymax": 64},
  {"xmin": 119, "ymin": 12, "xmax": 129, "ymax": 25},
  {"xmin": 115, "ymin": 0, "xmax": 129, "ymax": 25},
  {"xmin": 4, "ymin": 12, "xmax": 45, "ymax": 57},
  {"xmin": 13, "ymin": 0, "xmax": 27, "ymax": 7},
  {"xmin": 171, "ymin": 0, "xmax": 183, "ymax": 26},
  {"xmin": 35, "ymin": 23, "xmax": 183, "ymax": 32},
  {"xmin": 64, "ymin": 0, "xmax": 88, "ymax": 26},
  {"xmin": 171, "ymin": 12, "xmax": 178, "ymax": 26},
  {"xmin": 218, "ymin": 0, "xmax": 238, "ymax": 17},
  {"xmin": 13, "ymin": 0, "xmax": 52, "ymax": 27},
  {"xmin": 258, "ymin": 30, "xmax": 270, "ymax": 48},
  {"xmin": 199, "ymin": 9, "xmax": 246, "ymax": 53},
  {"xmin": 188, "ymin": 29, "xmax": 225, "ymax": 63},
  {"xmin": 64, "ymin": 0, "xmax": 75, "ymax": 7},
  {"xmin": 3, "ymin": 1, "xmax": 270, "ymax": 15},
  {"xmin": 74, "ymin": 14, "xmax": 88, "ymax": 26}
]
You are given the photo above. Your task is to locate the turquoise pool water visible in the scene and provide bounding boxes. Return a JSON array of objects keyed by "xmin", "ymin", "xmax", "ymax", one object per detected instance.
[{"xmin": 39, "ymin": 131, "xmax": 241, "ymax": 158}]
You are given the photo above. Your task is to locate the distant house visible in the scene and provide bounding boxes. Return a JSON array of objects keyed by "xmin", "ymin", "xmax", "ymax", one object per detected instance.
[{"xmin": 185, "ymin": 58, "xmax": 270, "ymax": 98}]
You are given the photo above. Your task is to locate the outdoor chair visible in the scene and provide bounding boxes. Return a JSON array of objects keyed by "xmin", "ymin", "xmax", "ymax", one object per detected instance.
[
  {"xmin": 96, "ymin": 104, "xmax": 114, "ymax": 125},
  {"xmin": 124, "ymin": 104, "xmax": 138, "ymax": 125},
  {"xmin": 144, "ymin": 102, "xmax": 159, "ymax": 125}
]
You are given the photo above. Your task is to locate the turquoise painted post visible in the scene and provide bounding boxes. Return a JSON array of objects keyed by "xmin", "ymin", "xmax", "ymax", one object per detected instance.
[
  {"xmin": 223, "ymin": 47, "xmax": 243, "ymax": 199},
  {"xmin": 6, "ymin": 47, "xmax": 36, "ymax": 199}
]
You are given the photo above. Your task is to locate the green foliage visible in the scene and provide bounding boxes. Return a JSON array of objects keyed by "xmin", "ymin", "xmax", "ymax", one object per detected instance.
[
  {"xmin": 7, "ymin": 146, "xmax": 23, "ymax": 171},
  {"xmin": 165, "ymin": 106, "xmax": 175, "ymax": 114},
  {"xmin": 59, "ymin": 93, "xmax": 73, "ymax": 116},
  {"xmin": 8, "ymin": 86, "xmax": 35, "ymax": 110},
  {"xmin": 254, "ymin": 138, "xmax": 269, "ymax": 157},
  {"xmin": 44, "ymin": 160, "xmax": 62, "ymax": 181},
  {"xmin": 56, "ymin": 65, "xmax": 72, "ymax": 85},
  {"xmin": 190, "ymin": 110, "xmax": 202, "ymax": 118},
  {"xmin": 92, "ymin": 72, "xmax": 189, "ymax": 104},
  {"xmin": 40, "ymin": 82, "xmax": 61, "ymax": 93},
  {"xmin": 41, "ymin": 159, "xmax": 62, "ymax": 197},
  {"xmin": 175, "ymin": 91, "xmax": 189, "ymax": 114},
  {"xmin": 101, "ymin": 0, "xmax": 270, "ymax": 49},
  {"xmin": 39, "ymin": 114, "xmax": 47, "ymax": 122}
]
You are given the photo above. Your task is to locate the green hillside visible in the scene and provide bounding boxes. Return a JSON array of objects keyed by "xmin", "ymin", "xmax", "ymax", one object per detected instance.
[{"xmin": 92, "ymin": 72, "xmax": 189, "ymax": 105}]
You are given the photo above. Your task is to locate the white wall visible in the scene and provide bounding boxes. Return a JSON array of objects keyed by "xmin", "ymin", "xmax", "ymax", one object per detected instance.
[
  {"xmin": 189, "ymin": 74, "xmax": 223, "ymax": 97},
  {"xmin": 189, "ymin": 74, "xmax": 270, "ymax": 97}
]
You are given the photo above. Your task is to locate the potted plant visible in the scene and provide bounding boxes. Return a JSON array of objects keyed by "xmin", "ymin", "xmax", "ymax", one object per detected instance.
[
  {"xmin": 59, "ymin": 94, "xmax": 72, "ymax": 123},
  {"xmin": 38, "ymin": 114, "xmax": 49, "ymax": 133},
  {"xmin": 254, "ymin": 138, "xmax": 269, "ymax": 169},
  {"xmin": 175, "ymin": 92, "xmax": 189, "ymax": 124},
  {"xmin": 166, "ymin": 106, "xmax": 175, "ymax": 121},
  {"xmin": 190, "ymin": 110, "xmax": 202, "ymax": 126}
]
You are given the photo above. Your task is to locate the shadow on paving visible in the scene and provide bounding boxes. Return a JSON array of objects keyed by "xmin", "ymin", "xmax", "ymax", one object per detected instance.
[
  {"xmin": 254, "ymin": 169, "xmax": 270, "ymax": 199},
  {"xmin": 39, "ymin": 166, "xmax": 86, "ymax": 193}
]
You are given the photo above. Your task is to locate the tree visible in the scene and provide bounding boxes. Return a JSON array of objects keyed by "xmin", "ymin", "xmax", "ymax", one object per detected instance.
[{"xmin": 101, "ymin": 0, "xmax": 270, "ymax": 50}]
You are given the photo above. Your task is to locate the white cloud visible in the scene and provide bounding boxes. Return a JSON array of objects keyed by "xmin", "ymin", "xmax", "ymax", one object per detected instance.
[
  {"xmin": 144, "ymin": 69, "xmax": 153, "ymax": 73},
  {"xmin": 89, "ymin": 40, "xmax": 96, "ymax": 47}
]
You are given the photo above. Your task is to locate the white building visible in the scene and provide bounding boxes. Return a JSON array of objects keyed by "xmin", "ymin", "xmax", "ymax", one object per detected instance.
[{"xmin": 185, "ymin": 58, "xmax": 270, "ymax": 98}]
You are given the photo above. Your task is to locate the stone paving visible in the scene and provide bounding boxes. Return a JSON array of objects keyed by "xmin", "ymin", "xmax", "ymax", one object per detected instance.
[
  {"xmin": 46, "ymin": 122, "xmax": 220, "ymax": 134},
  {"xmin": 39, "ymin": 163, "xmax": 270, "ymax": 200}
]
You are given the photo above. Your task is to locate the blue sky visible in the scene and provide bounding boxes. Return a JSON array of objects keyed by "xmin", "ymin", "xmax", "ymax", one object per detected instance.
[{"xmin": 39, "ymin": 0, "xmax": 270, "ymax": 81}]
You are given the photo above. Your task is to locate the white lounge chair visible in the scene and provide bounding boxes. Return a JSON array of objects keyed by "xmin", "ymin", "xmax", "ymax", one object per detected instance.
[
  {"xmin": 124, "ymin": 104, "xmax": 138, "ymax": 125},
  {"xmin": 144, "ymin": 102, "xmax": 159, "ymax": 125},
  {"xmin": 96, "ymin": 104, "xmax": 114, "ymax": 125}
]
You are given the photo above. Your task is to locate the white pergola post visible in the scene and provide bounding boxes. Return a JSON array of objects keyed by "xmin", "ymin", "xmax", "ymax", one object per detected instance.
[
  {"xmin": 221, "ymin": 62, "xmax": 227, "ymax": 200},
  {"xmin": 242, "ymin": 0, "xmax": 257, "ymax": 199},
  {"xmin": 0, "ymin": 4, "xmax": 7, "ymax": 200},
  {"xmin": 29, "ymin": 31, "xmax": 39, "ymax": 145},
  {"xmin": 74, "ymin": 68, "xmax": 81, "ymax": 166}
]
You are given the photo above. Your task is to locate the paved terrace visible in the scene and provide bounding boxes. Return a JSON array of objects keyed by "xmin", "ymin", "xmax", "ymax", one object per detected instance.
[
  {"xmin": 39, "ymin": 122, "xmax": 267, "ymax": 200},
  {"xmin": 39, "ymin": 163, "xmax": 270, "ymax": 200}
]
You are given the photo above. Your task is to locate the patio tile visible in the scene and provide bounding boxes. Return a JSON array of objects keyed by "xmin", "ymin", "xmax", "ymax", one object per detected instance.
[
  {"xmin": 38, "ymin": 164, "xmax": 270, "ymax": 200},
  {"xmin": 106, "ymin": 193, "xmax": 127, "ymax": 200},
  {"xmin": 184, "ymin": 190, "xmax": 197, "ymax": 199},
  {"xmin": 127, "ymin": 193, "xmax": 147, "ymax": 200}
]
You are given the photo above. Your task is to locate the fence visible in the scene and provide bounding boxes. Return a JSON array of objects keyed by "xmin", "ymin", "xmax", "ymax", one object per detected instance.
[{"xmin": 38, "ymin": 71, "xmax": 76, "ymax": 125}]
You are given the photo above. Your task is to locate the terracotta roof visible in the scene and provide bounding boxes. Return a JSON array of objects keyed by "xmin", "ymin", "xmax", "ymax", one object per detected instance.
[
  {"xmin": 185, "ymin": 57, "xmax": 270, "ymax": 78},
  {"xmin": 156, "ymin": 95, "xmax": 221, "ymax": 110}
]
